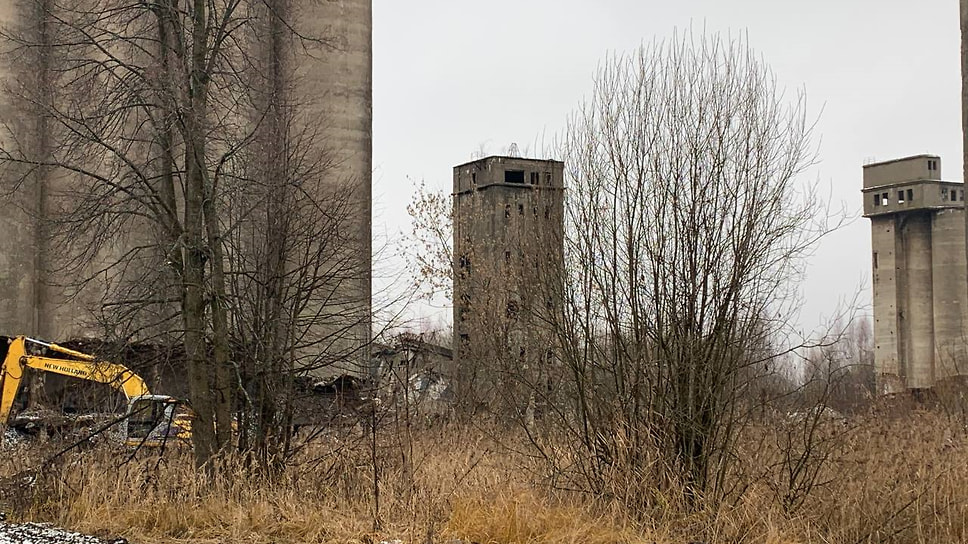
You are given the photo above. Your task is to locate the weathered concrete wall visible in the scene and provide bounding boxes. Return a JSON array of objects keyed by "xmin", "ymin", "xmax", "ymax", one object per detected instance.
[
  {"xmin": 0, "ymin": 1, "xmax": 35, "ymax": 338},
  {"xmin": 0, "ymin": 0, "xmax": 69, "ymax": 341},
  {"xmin": 864, "ymin": 180, "xmax": 964, "ymax": 217},
  {"xmin": 452, "ymin": 156, "xmax": 565, "ymax": 380},
  {"xmin": 898, "ymin": 212, "xmax": 935, "ymax": 389},
  {"xmin": 864, "ymin": 154, "xmax": 940, "ymax": 188},
  {"xmin": 296, "ymin": 0, "xmax": 373, "ymax": 377},
  {"xmin": 871, "ymin": 215, "xmax": 902, "ymax": 393},
  {"xmin": 931, "ymin": 209, "xmax": 968, "ymax": 378}
]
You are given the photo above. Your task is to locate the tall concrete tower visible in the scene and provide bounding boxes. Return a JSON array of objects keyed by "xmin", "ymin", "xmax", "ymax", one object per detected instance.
[
  {"xmin": 862, "ymin": 154, "xmax": 968, "ymax": 393},
  {"xmin": 452, "ymin": 156, "xmax": 564, "ymax": 405}
]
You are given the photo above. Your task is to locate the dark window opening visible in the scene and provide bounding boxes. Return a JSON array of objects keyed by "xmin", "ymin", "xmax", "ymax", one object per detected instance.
[
  {"xmin": 471, "ymin": 172, "xmax": 477, "ymax": 185},
  {"xmin": 459, "ymin": 333, "xmax": 469, "ymax": 344},
  {"xmin": 459, "ymin": 254, "xmax": 471, "ymax": 270},
  {"xmin": 530, "ymin": 172, "xmax": 539, "ymax": 184},
  {"xmin": 544, "ymin": 206, "xmax": 551, "ymax": 219},
  {"xmin": 533, "ymin": 206, "xmax": 538, "ymax": 217},
  {"xmin": 518, "ymin": 203, "xmax": 524, "ymax": 215},
  {"xmin": 882, "ymin": 192, "xmax": 888, "ymax": 204},
  {"xmin": 907, "ymin": 189, "xmax": 914, "ymax": 202},
  {"xmin": 897, "ymin": 190, "xmax": 904, "ymax": 203},
  {"xmin": 505, "ymin": 204, "xmax": 511, "ymax": 218},
  {"xmin": 504, "ymin": 250, "xmax": 511, "ymax": 264},
  {"xmin": 506, "ymin": 300, "xmax": 519, "ymax": 319},
  {"xmin": 874, "ymin": 194, "xmax": 881, "ymax": 206},
  {"xmin": 873, "ymin": 251, "xmax": 878, "ymax": 269},
  {"xmin": 545, "ymin": 172, "xmax": 552, "ymax": 185},
  {"xmin": 505, "ymin": 170, "xmax": 525, "ymax": 184}
]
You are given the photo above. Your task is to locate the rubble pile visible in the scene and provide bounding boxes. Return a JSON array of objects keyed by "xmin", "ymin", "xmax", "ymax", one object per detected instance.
[{"xmin": 8, "ymin": 409, "xmax": 120, "ymax": 445}]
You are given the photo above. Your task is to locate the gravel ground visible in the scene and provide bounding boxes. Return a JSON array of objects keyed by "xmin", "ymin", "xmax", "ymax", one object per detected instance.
[{"xmin": 0, "ymin": 522, "xmax": 125, "ymax": 544}]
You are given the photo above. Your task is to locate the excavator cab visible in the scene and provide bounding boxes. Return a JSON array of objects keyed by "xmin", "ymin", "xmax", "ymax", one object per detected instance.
[{"xmin": 123, "ymin": 395, "xmax": 191, "ymax": 447}]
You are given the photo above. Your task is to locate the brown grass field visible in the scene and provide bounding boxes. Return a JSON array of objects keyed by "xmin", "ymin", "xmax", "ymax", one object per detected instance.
[{"xmin": 0, "ymin": 409, "xmax": 966, "ymax": 544}]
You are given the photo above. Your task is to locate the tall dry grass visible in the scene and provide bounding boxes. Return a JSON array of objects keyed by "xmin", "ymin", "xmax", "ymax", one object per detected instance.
[{"xmin": 0, "ymin": 410, "xmax": 966, "ymax": 543}]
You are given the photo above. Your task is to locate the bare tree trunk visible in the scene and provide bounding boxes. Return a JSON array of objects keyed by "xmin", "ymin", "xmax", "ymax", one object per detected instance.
[
  {"xmin": 151, "ymin": 0, "xmax": 180, "ymax": 394},
  {"xmin": 202, "ymin": 165, "xmax": 233, "ymax": 452},
  {"xmin": 184, "ymin": 141, "xmax": 216, "ymax": 465},
  {"xmin": 182, "ymin": 0, "xmax": 218, "ymax": 466},
  {"xmin": 259, "ymin": 0, "xmax": 291, "ymax": 467}
]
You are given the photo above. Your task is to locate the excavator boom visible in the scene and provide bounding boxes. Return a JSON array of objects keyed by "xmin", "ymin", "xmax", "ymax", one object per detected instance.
[{"xmin": 25, "ymin": 354, "xmax": 149, "ymax": 397}]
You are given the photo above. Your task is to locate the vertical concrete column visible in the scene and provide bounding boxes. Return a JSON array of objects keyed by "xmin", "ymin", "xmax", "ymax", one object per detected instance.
[
  {"xmin": 294, "ymin": 0, "xmax": 372, "ymax": 377},
  {"xmin": 0, "ymin": 0, "xmax": 56, "ymax": 339},
  {"xmin": 871, "ymin": 216, "xmax": 902, "ymax": 393},
  {"xmin": 930, "ymin": 209, "xmax": 968, "ymax": 380},
  {"xmin": 900, "ymin": 212, "xmax": 935, "ymax": 388}
]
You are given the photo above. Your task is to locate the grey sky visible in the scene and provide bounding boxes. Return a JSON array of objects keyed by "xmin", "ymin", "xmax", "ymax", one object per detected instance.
[{"xmin": 372, "ymin": 0, "xmax": 962, "ymax": 333}]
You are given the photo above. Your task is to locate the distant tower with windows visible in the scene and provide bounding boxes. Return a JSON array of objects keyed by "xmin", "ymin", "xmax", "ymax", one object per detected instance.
[
  {"xmin": 452, "ymin": 156, "xmax": 565, "ymax": 404},
  {"xmin": 862, "ymin": 154, "xmax": 968, "ymax": 393}
]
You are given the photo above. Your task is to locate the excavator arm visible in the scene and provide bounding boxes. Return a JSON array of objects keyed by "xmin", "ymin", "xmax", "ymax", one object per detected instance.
[{"xmin": 0, "ymin": 336, "xmax": 151, "ymax": 423}]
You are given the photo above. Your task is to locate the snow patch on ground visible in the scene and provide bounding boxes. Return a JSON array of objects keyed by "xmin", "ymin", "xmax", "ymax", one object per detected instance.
[{"xmin": 0, "ymin": 521, "xmax": 125, "ymax": 544}]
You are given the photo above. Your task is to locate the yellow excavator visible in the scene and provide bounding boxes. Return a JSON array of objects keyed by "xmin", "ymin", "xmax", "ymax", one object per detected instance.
[{"xmin": 0, "ymin": 335, "xmax": 191, "ymax": 447}]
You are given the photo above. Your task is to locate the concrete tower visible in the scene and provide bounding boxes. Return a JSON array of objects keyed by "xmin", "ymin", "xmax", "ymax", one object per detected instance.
[
  {"xmin": 452, "ymin": 156, "xmax": 564, "ymax": 403},
  {"xmin": 862, "ymin": 154, "xmax": 968, "ymax": 393}
]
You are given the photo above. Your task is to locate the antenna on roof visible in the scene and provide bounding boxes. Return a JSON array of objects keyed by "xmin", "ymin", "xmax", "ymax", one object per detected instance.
[{"xmin": 507, "ymin": 142, "xmax": 520, "ymax": 158}]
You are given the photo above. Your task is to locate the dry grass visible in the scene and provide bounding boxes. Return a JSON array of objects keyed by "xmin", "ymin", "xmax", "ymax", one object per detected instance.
[{"xmin": 1, "ymin": 410, "xmax": 967, "ymax": 543}]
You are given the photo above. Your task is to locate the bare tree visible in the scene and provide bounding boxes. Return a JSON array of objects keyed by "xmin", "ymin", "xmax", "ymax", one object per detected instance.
[{"xmin": 523, "ymin": 32, "xmax": 841, "ymax": 505}]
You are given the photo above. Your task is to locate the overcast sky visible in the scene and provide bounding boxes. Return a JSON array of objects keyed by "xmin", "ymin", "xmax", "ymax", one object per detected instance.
[{"xmin": 371, "ymin": 0, "xmax": 963, "ymax": 334}]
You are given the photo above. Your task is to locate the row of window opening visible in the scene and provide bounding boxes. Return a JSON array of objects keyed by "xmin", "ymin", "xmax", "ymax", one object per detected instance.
[
  {"xmin": 872, "ymin": 188, "xmax": 966, "ymax": 206},
  {"xmin": 470, "ymin": 170, "xmax": 554, "ymax": 186},
  {"xmin": 873, "ymin": 190, "xmax": 911, "ymax": 206},
  {"xmin": 942, "ymin": 188, "xmax": 965, "ymax": 202},
  {"xmin": 505, "ymin": 203, "xmax": 554, "ymax": 219}
]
